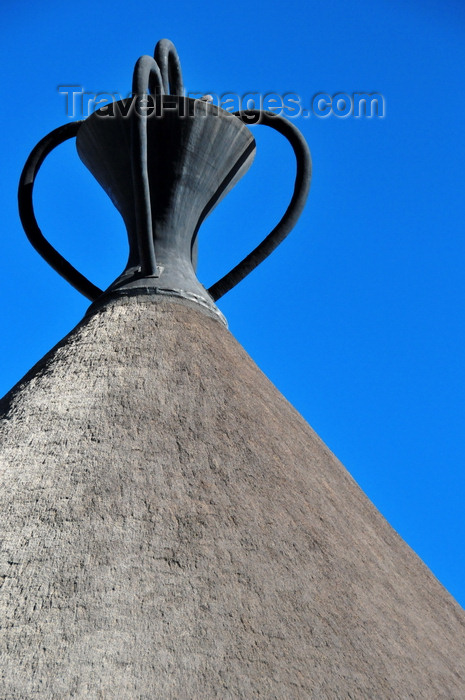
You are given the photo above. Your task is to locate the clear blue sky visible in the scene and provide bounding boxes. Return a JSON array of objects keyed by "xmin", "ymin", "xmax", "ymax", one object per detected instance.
[{"xmin": 1, "ymin": 0, "xmax": 464, "ymax": 607}]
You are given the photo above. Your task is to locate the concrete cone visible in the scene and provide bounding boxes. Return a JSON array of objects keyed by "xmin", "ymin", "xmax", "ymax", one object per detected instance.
[{"xmin": 0, "ymin": 295, "xmax": 464, "ymax": 698}]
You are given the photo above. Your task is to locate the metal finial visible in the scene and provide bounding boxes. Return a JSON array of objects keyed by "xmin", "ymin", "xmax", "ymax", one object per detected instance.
[{"xmin": 18, "ymin": 39, "xmax": 311, "ymax": 321}]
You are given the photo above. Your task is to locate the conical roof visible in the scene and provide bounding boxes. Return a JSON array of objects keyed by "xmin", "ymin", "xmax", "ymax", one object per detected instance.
[{"xmin": 0, "ymin": 295, "xmax": 464, "ymax": 698}]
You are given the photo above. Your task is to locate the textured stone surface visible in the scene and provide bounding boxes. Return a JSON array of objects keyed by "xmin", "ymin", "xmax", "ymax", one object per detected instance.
[{"xmin": 0, "ymin": 295, "xmax": 464, "ymax": 699}]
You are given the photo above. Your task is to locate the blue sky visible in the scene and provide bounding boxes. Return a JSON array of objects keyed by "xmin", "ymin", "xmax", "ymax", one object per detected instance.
[{"xmin": 1, "ymin": 0, "xmax": 464, "ymax": 607}]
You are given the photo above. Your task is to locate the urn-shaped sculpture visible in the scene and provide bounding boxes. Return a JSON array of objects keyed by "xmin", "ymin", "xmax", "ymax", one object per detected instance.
[{"xmin": 19, "ymin": 39, "xmax": 311, "ymax": 320}]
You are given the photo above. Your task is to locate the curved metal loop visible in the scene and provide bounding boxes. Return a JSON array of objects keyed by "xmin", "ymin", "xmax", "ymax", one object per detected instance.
[
  {"xmin": 154, "ymin": 39, "xmax": 184, "ymax": 95},
  {"xmin": 130, "ymin": 56, "xmax": 163, "ymax": 276},
  {"xmin": 129, "ymin": 44, "xmax": 183, "ymax": 277},
  {"xmin": 207, "ymin": 110, "xmax": 312, "ymax": 301},
  {"xmin": 17, "ymin": 121, "xmax": 103, "ymax": 302},
  {"xmin": 132, "ymin": 55, "xmax": 164, "ymax": 97}
]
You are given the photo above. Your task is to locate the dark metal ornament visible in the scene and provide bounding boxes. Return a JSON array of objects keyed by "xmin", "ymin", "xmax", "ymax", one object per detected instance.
[{"xmin": 18, "ymin": 39, "xmax": 311, "ymax": 322}]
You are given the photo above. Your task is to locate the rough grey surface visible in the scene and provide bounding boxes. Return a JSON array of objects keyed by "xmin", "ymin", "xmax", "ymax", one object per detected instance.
[{"xmin": 0, "ymin": 296, "xmax": 464, "ymax": 699}]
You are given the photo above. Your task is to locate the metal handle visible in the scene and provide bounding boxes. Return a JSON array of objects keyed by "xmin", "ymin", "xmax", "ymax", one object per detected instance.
[
  {"xmin": 208, "ymin": 110, "xmax": 312, "ymax": 301},
  {"xmin": 18, "ymin": 121, "xmax": 104, "ymax": 301},
  {"xmin": 17, "ymin": 40, "xmax": 185, "ymax": 302}
]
